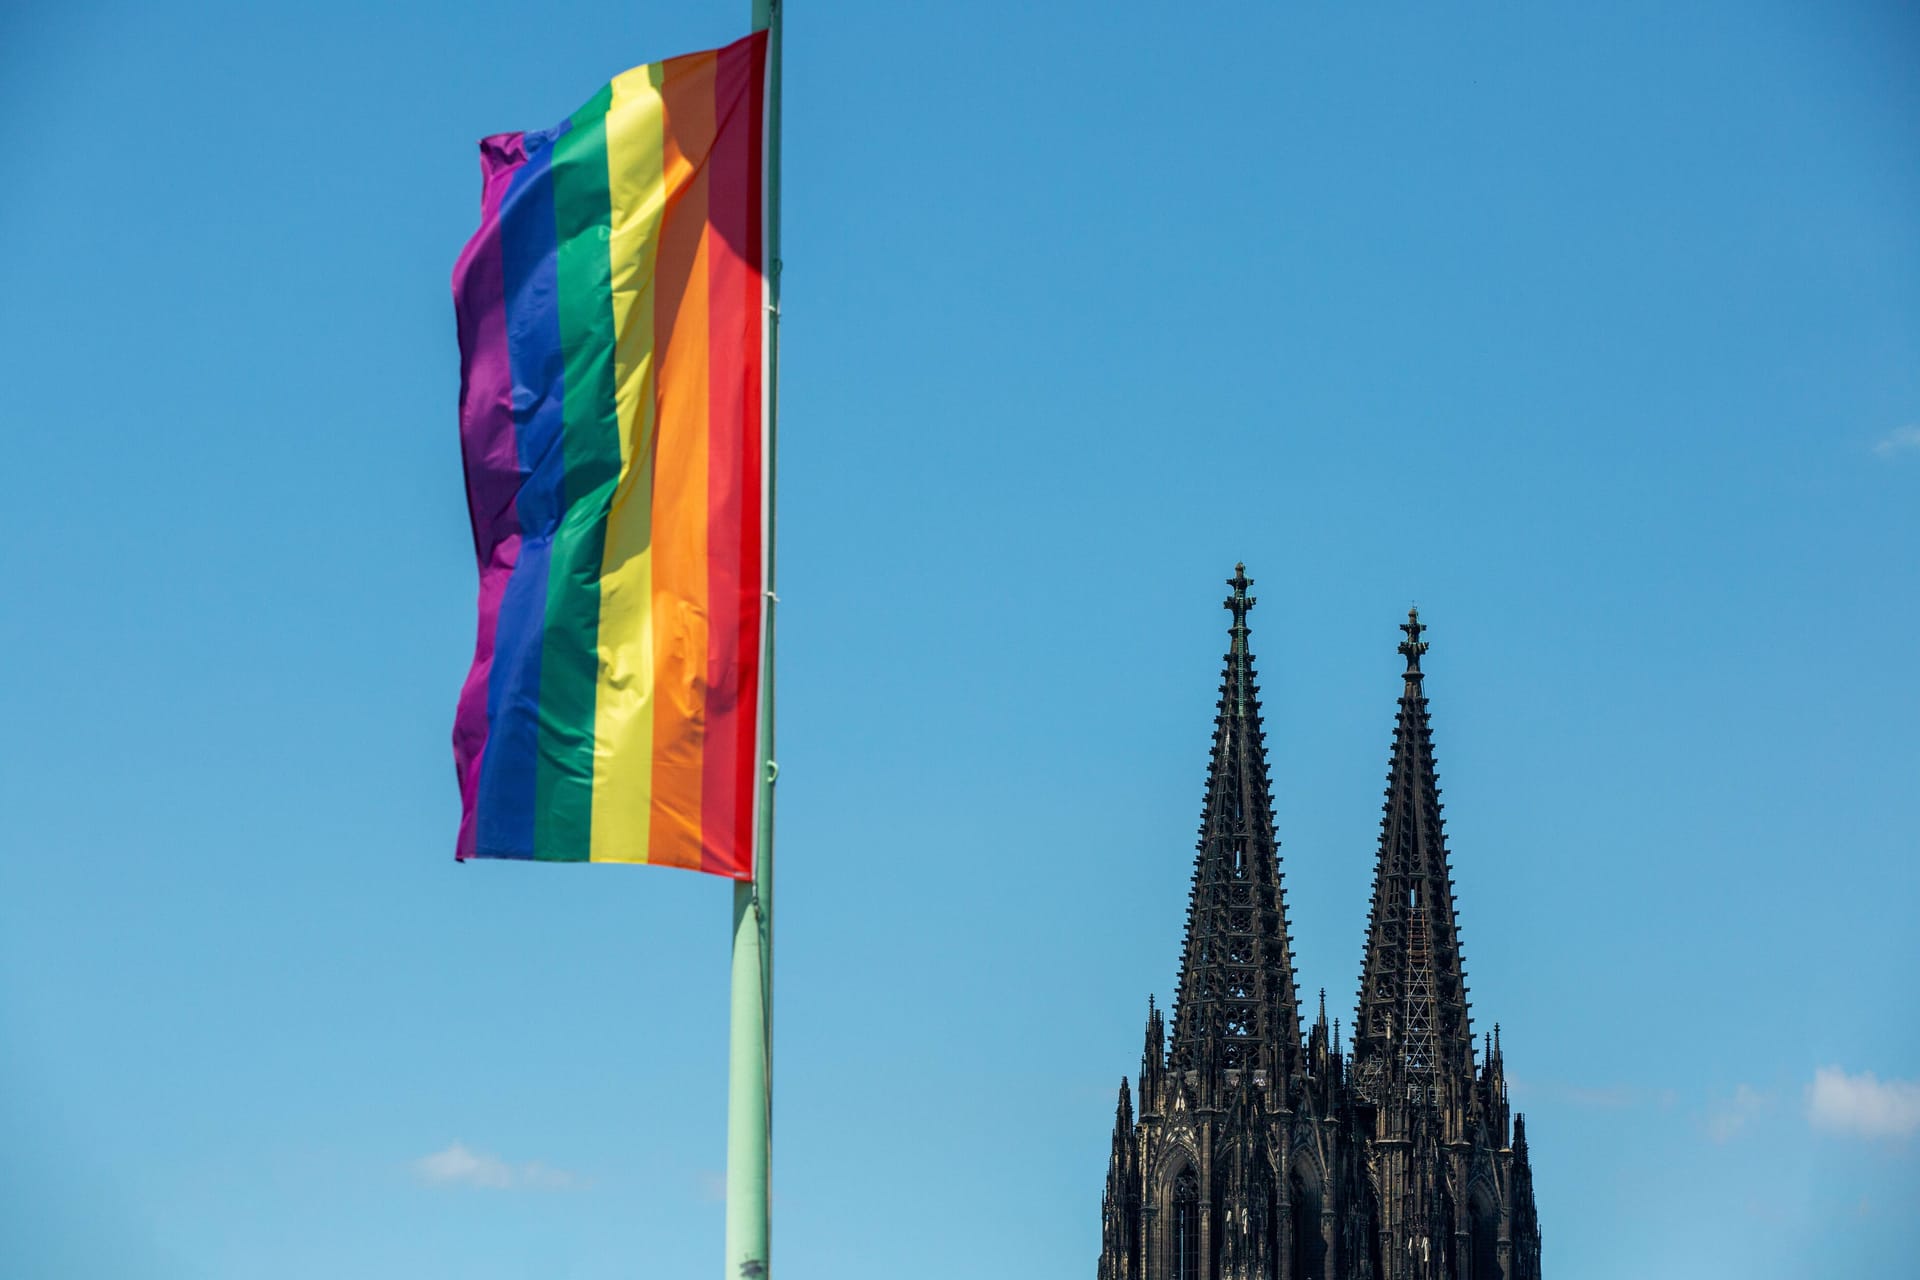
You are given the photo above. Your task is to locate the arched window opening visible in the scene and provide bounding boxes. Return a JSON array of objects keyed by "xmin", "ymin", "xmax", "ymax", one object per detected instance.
[
  {"xmin": 1289, "ymin": 1167, "xmax": 1326, "ymax": 1280},
  {"xmin": 1470, "ymin": 1189, "xmax": 1500, "ymax": 1280},
  {"xmin": 1173, "ymin": 1168, "xmax": 1201, "ymax": 1280}
]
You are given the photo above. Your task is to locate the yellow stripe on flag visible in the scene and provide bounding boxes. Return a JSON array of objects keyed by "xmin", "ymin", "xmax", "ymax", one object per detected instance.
[{"xmin": 589, "ymin": 64, "xmax": 670, "ymax": 862}]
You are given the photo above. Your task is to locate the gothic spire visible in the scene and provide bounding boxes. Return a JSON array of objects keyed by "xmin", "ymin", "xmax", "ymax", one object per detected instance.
[
  {"xmin": 1352, "ymin": 608, "xmax": 1476, "ymax": 1096},
  {"xmin": 1099, "ymin": 1077, "xmax": 1141, "ymax": 1280},
  {"xmin": 1139, "ymin": 996, "xmax": 1165, "ymax": 1104},
  {"xmin": 1168, "ymin": 564, "xmax": 1303, "ymax": 1079}
]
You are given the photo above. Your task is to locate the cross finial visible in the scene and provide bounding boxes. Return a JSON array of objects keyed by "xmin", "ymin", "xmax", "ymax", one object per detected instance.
[
  {"xmin": 1224, "ymin": 563, "xmax": 1255, "ymax": 631},
  {"xmin": 1398, "ymin": 606, "xmax": 1428, "ymax": 675}
]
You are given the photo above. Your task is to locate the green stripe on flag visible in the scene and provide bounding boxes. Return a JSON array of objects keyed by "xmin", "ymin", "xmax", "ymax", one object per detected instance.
[{"xmin": 536, "ymin": 85, "xmax": 621, "ymax": 859}]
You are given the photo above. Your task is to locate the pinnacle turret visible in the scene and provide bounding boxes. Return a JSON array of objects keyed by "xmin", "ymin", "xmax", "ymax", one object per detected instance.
[
  {"xmin": 1139, "ymin": 995, "xmax": 1165, "ymax": 1102},
  {"xmin": 1099, "ymin": 1077, "xmax": 1141, "ymax": 1280}
]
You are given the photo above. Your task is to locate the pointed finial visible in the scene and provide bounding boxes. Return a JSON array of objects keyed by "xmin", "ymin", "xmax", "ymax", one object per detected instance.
[
  {"xmin": 1224, "ymin": 563, "xmax": 1255, "ymax": 632},
  {"xmin": 1224, "ymin": 563, "xmax": 1256, "ymax": 716},
  {"xmin": 1318, "ymin": 988, "xmax": 1328, "ymax": 1024},
  {"xmin": 1398, "ymin": 606, "xmax": 1428, "ymax": 677}
]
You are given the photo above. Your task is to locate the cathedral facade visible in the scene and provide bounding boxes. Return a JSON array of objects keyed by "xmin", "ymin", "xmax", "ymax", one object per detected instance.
[{"xmin": 1096, "ymin": 567, "xmax": 1542, "ymax": 1280}]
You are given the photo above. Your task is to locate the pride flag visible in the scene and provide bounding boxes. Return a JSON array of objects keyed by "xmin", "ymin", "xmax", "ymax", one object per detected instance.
[{"xmin": 451, "ymin": 31, "xmax": 768, "ymax": 876}]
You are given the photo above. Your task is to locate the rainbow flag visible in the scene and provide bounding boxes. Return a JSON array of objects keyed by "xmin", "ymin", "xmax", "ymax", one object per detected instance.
[{"xmin": 451, "ymin": 31, "xmax": 768, "ymax": 877}]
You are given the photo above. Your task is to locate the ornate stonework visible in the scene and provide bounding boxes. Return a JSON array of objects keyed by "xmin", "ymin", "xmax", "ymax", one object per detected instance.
[{"xmin": 1098, "ymin": 568, "xmax": 1542, "ymax": 1280}]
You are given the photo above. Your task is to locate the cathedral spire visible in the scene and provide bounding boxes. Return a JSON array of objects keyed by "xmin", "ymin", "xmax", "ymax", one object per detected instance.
[
  {"xmin": 1352, "ymin": 609, "xmax": 1475, "ymax": 1098},
  {"xmin": 1168, "ymin": 564, "xmax": 1303, "ymax": 1080},
  {"xmin": 1100, "ymin": 594, "xmax": 1544, "ymax": 1280}
]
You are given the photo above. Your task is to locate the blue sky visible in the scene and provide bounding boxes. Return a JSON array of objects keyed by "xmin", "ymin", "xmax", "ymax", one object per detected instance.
[{"xmin": 3, "ymin": 1, "xmax": 1917, "ymax": 1276}]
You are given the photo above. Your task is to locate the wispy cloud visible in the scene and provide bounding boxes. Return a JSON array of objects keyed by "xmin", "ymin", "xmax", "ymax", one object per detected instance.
[
  {"xmin": 1704, "ymin": 1084, "xmax": 1772, "ymax": 1144},
  {"xmin": 416, "ymin": 1142, "xmax": 512, "ymax": 1188},
  {"xmin": 1806, "ymin": 1067, "xmax": 1920, "ymax": 1140},
  {"xmin": 413, "ymin": 1142, "xmax": 586, "ymax": 1191},
  {"xmin": 1872, "ymin": 425, "xmax": 1920, "ymax": 458},
  {"xmin": 519, "ymin": 1160, "xmax": 587, "ymax": 1191}
]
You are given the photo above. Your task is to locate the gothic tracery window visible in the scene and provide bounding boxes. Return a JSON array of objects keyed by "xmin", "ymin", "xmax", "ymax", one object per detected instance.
[{"xmin": 1172, "ymin": 1168, "xmax": 1200, "ymax": 1280}]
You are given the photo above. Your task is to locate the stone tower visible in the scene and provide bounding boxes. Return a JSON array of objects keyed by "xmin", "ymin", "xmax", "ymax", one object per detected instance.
[{"xmin": 1097, "ymin": 569, "xmax": 1542, "ymax": 1280}]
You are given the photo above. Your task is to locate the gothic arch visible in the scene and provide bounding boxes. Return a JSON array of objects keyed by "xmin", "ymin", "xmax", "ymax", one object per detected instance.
[
  {"xmin": 1466, "ymin": 1143, "xmax": 1499, "ymax": 1196},
  {"xmin": 1152, "ymin": 1140, "xmax": 1199, "ymax": 1189},
  {"xmin": 1464, "ymin": 1165, "xmax": 1499, "ymax": 1212},
  {"xmin": 1286, "ymin": 1130, "xmax": 1327, "ymax": 1188}
]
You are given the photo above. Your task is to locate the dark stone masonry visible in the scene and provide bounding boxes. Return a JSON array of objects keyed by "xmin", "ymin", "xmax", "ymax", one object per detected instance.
[{"xmin": 1097, "ymin": 567, "xmax": 1542, "ymax": 1280}]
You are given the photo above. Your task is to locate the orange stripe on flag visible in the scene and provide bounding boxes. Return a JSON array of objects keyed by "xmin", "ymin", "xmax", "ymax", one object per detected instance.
[{"xmin": 647, "ymin": 50, "xmax": 718, "ymax": 870}]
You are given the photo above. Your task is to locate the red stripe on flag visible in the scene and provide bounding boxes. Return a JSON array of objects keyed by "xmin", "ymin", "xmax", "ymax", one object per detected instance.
[
  {"xmin": 735, "ymin": 36, "xmax": 767, "ymax": 874},
  {"xmin": 700, "ymin": 33, "xmax": 764, "ymax": 879}
]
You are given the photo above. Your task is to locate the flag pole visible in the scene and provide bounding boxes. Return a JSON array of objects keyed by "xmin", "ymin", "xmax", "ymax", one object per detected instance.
[{"xmin": 727, "ymin": 1, "xmax": 780, "ymax": 1278}]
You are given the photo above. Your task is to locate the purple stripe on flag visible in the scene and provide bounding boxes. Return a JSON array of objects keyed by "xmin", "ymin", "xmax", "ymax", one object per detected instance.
[
  {"xmin": 451, "ymin": 132, "xmax": 529, "ymax": 861},
  {"xmin": 474, "ymin": 122, "xmax": 571, "ymax": 859}
]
